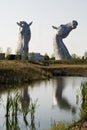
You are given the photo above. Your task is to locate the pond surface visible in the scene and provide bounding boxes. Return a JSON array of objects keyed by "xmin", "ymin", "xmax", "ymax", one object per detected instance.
[{"xmin": 0, "ymin": 76, "xmax": 87, "ymax": 130}]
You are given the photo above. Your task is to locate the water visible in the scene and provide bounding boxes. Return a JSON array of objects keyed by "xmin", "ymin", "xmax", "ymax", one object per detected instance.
[{"xmin": 0, "ymin": 76, "xmax": 87, "ymax": 130}]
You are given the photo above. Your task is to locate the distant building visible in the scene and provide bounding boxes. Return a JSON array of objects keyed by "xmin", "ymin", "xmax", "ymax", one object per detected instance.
[
  {"xmin": 0, "ymin": 53, "xmax": 5, "ymax": 60},
  {"xmin": 28, "ymin": 53, "xmax": 44, "ymax": 61}
]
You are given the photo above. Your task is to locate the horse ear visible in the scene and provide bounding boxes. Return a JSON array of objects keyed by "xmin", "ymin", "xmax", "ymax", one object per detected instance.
[
  {"xmin": 16, "ymin": 22, "xmax": 22, "ymax": 27},
  {"xmin": 16, "ymin": 22, "xmax": 20, "ymax": 26},
  {"xmin": 29, "ymin": 21, "xmax": 33, "ymax": 26},
  {"xmin": 52, "ymin": 26, "xmax": 58, "ymax": 30}
]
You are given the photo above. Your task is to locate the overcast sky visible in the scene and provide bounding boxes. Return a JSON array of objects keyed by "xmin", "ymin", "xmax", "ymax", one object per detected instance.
[{"xmin": 0, "ymin": 0, "xmax": 87, "ymax": 57}]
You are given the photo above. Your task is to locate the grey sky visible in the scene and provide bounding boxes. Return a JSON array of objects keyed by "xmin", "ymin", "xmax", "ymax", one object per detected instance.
[{"xmin": 0, "ymin": 0, "xmax": 87, "ymax": 56}]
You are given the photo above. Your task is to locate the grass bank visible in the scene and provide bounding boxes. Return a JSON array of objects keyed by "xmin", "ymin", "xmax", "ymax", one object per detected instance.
[
  {"xmin": 1, "ymin": 60, "xmax": 87, "ymax": 84},
  {"xmin": 0, "ymin": 60, "xmax": 51, "ymax": 84}
]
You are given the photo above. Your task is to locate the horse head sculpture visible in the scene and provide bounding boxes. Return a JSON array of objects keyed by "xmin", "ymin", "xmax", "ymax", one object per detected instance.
[
  {"xmin": 16, "ymin": 21, "xmax": 33, "ymax": 59},
  {"xmin": 52, "ymin": 20, "xmax": 78, "ymax": 60}
]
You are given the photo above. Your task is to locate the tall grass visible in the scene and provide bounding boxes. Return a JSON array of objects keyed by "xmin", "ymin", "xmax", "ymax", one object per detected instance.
[
  {"xmin": 80, "ymin": 82, "xmax": 87, "ymax": 119},
  {"xmin": 5, "ymin": 91, "xmax": 38, "ymax": 130}
]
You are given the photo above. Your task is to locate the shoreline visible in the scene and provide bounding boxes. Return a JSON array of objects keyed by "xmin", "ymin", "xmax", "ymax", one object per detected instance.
[
  {"xmin": 41, "ymin": 64, "xmax": 87, "ymax": 77},
  {"xmin": 0, "ymin": 60, "xmax": 87, "ymax": 84}
]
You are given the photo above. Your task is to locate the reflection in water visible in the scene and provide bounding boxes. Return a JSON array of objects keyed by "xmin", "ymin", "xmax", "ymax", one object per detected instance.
[
  {"xmin": 20, "ymin": 86, "xmax": 30, "ymax": 127},
  {"xmin": 53, "ymin": 77, "xmax": 76, "ymax": 114},
  {"xmin": 20, "ymin": 87, "xmax": 30, "ymax": 114},
  {"xmin": 20, "ymin": 87, "xmax": 37, "ymax": 130},
  {"xmin": 0, "ymin": 77, "xmax": 86, "ymax": 130},
  {"xmin": 20, "ymin": 86, "xmax": 30, "ymax": 125},
  {"xmin": 5, "ymin": 86, "xmax": 37, "ymax": 130}
]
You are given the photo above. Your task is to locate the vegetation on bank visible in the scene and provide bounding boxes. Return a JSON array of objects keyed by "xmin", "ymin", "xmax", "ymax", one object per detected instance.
[
  {"xmin": 0, "ymin": 60, "xmax": 51, "ymax": 84},
  {"xmin": 1, "ymin": 59, "xmax": 87, "ymax": 84}
]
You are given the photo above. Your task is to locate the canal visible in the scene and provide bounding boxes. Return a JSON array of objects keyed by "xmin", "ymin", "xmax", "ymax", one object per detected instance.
[{"xmin": 0, "ymin": 76, "xmax": 87, "ymax": 130}]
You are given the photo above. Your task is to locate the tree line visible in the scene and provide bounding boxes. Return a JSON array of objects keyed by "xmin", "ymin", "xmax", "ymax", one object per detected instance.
[{"xmin": 1, "ymin": 47, "xmax": 87, "ymax": 64}]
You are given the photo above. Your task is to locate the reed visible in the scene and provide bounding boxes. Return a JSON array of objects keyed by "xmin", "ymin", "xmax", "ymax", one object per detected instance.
[{"xmin": 5, "ymin": 91, "xmax": 38, "ymax": 130}]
